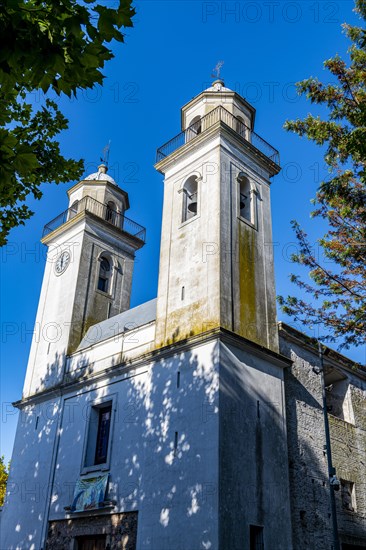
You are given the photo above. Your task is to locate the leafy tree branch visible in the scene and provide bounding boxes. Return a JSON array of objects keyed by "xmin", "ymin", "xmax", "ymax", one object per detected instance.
[
  {"xmin": 278, "ymin": 0, "xmax": 366, "ymax": 351},
  {"xmin": 0, "ymin": 0, "xmax": 135, "ymax": 244}
]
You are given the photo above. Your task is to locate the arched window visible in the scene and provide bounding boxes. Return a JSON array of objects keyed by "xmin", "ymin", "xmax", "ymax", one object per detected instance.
[
  {"xmin": 190, "ymin": 116, "xmax": 202, "ymax": 135},
  {"xmin": 238, "ymin": 174, "xmax": 252, "ymax": 222},
  {"xmin": 186, "ymin": 116, "xmax": 202, "ymax": 142},
  {"xmin": 98, "ymin": 256, "xmax": 111, "ymax": 293},
  {"xmin": 182, "ymin": 176, "xmax": 198, "ymax": 223},
  {"xmin": 105, "ymin": 201, "xmax": 117, "ymax": 225},
  {"xmin": 69, "ymin": 200, "xmax": 79, "ymax": 220}
]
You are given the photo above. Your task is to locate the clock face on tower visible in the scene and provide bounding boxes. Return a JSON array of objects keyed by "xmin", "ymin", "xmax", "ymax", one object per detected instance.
[{"xmin": 54, "ymin": 250, "xmax": 71, "ymax": 275}]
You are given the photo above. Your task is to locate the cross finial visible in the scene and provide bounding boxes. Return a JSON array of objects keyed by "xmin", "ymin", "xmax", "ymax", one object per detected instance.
[
  {"xmin": 211, "ymin": 60, "xmax": 224, "ymax": 80},
  {"xmin": 100, "ymin": 140, "xmax": 111, "ymax": 167}
]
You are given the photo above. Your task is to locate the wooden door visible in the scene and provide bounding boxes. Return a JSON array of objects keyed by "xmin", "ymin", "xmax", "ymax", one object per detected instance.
[{"xmin": 78, "ymin": 536, "xmax": 106, "ymax": 550}]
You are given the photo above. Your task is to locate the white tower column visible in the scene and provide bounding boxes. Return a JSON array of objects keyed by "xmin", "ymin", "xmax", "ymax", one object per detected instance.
[
  {"xmin": 154, "ymin": 80, "xmax": 280, "ymax": 352},
  {"xmin": 23, "ymin": 165, "xmax": 145, "ymax": 397}
]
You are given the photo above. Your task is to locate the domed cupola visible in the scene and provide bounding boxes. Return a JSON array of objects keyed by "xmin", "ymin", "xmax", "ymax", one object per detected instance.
[{"xmin": 84, "ymin": 163, "xmax": 118, "ymax": 185}]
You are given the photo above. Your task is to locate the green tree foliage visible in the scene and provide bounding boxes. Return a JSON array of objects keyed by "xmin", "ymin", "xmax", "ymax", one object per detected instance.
[
  {"xmin": 0, "ymin": 456, "xmax": 10, "ymax": 506},
  {"xmin": 0, "ymin": 0, "xmax": 135, "ymax": 245},
  {"xmin": 278, "ymin": 0, "xmax": 366, "ymax": 350}
]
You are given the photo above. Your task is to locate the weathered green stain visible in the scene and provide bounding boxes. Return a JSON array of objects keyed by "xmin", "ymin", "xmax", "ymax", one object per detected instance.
[
  {"xmin": 67, "ymin": 315, "xmax": 99, "ymax": 355},
  {"xmin": 156, "ymin": 299, "xmax": 220, "ymax": 349},
  {"xmin": 238, "ymin": 224, "xmax": 258, "ymax": 343}
]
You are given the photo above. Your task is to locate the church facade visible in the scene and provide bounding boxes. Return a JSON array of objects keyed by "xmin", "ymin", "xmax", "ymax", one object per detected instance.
[{"xmin": 1, "ymin": 81, "xmax": 365, "ymax": 550}]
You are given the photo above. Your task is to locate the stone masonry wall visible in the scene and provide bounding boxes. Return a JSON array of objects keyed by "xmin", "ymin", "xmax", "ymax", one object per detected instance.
[
  {"xmin": 46, "ymin": 512, "xmax": 138, "ymax": 550},
  {"xmin": 280, "ymin": 332, "xmax": 366, "ymax": 549}
]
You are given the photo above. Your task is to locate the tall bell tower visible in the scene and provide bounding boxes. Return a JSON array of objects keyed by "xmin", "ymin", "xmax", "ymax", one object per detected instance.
[
  {"xmin": 154, "ymin": 79, "xmax": 280, "ymax": 352},
  {"xmin": 23, "ymin": 164, "xmax": 145, "ymax": 398}
]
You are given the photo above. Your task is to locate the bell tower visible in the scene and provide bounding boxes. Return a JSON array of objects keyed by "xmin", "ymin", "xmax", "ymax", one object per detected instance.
[
  {"xmin": 154, "ymin": 80, "xmax": 280, "ymax": 351},
  {"xmin": 22, "ymin": 164, "xmax": 146, "ymax": 398}
]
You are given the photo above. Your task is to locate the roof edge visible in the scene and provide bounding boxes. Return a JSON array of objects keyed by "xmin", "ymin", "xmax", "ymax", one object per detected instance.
[{"xmin": 278, "ymin": 322, "xmax": 366, "ymax": 375}]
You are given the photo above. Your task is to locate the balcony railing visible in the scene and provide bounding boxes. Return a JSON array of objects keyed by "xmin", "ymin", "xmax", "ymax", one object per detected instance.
[
  {"xmin": 43, "ymin": 195, "xmax": 146, "ymax": 242},
  {"xmin": 156, "ymin": 105, "xmax": 280, "ymax": 166}
]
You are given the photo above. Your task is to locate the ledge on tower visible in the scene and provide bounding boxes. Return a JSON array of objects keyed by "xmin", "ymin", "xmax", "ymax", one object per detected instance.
[
  {"xmin": 42, "ymin": 195, "xmax": 146, "ymax": 243},
  {"xmin": 156, "ymin": 105, "xmax": 280, "ymax": 171}
]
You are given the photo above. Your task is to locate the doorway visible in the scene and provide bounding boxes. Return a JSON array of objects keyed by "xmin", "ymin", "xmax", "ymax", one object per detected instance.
[{"xmin": 77, "ymin": 535, "xmax": 106, "ymax": 550}]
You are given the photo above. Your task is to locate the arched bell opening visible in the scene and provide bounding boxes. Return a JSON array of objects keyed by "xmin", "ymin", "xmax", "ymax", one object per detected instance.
[
  {"xmin": 238, "ymin": 173, "xmax": 252, "ymax": 223},
  {"xmin": 182, "ymin": 175, "xmax": 198, "ymax": 222}
]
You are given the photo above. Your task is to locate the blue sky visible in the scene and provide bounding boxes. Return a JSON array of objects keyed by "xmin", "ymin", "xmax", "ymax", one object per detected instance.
[{"xmin": 1, "ymin": 0, "xmax": 364, "ymax": 463}]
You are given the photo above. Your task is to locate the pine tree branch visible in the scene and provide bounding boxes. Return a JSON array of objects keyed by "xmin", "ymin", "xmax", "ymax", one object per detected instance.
[{"xmin": 298, "ymin": 228, "xmax": 363, "ymax": 299}]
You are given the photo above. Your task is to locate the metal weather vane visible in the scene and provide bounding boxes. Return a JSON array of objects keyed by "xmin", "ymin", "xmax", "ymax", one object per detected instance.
[
  {"xmin": 101, "ymin": 140, "xmax": 111, "ymax": 166},
  {"xmin": 211, "ymin": 60, "xmax": 224, "ymax": 80}
]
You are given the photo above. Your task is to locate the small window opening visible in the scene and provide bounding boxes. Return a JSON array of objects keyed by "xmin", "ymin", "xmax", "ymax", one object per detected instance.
[
  {"xmin": 341, "ymin": 480, "xmax": 356, "ymax": 512},
  {"xmin": 177, "ymin": 371, "xmax": 181, "ymax": 388},
  {"xmin": 181, "ymin": 286, "xmax": 185, "ymax": 301},
  {"xmin": 174, "ymin": 431, "xmax": 178, "ymax": 457},
  {"xmin": 250, "ymin": 525, "xmax": 264, "ymax": 550},
  {"xmin": 324, "ymin": 369, "xmax": 354, "ymax": 424},
  {"xmin": 182, "ymin": 176, "xmax": 198, "ymax": 223},
  {"xmin": 84, "ymin": 402, "xmax": 112, "ymax": 468},
  {"xmin": 98, "ymin": 256, "xmax": 111, "ymax": 293},
  {"xmin": 69, "ymin": 200, "xmax": 79, "ymax": 220},
  {"xmin": 94, "ymin": 405, "xmax": 112, "ymax": 465},
  {"xmin": 238, "ymin": 174, "xmax": 252, "ymax": 222}
]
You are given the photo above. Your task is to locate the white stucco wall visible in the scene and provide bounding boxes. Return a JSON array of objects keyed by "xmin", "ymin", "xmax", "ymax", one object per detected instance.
[
  {"xmin": 66, "ymin": 321, "xmax": 156, "ymax": 381},
  {"xmin": 23, "ymin": 222, "xmax": 86, "ymax": 398},
  {"xmin": 2, "ymin": 334, "xmax": 295, "ymax": 550},
  {"xmin": 0, "ymin": 398, "xmax": 62, "ymax": 550},
  {"xmin": 50, "ymin": 339, "xmax": 220, "ymax": 550}
]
